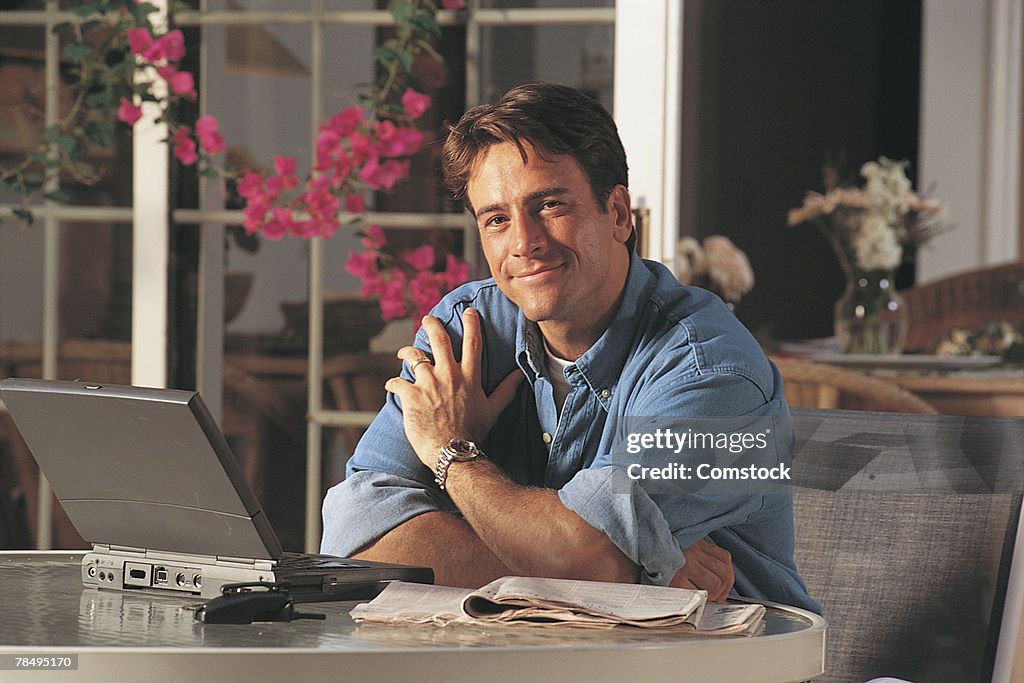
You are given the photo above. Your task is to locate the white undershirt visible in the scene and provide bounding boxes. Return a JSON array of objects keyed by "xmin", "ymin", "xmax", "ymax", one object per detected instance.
[{"xmin": 544, "ymin": 341, "xmax": 574, "ymax": 417}]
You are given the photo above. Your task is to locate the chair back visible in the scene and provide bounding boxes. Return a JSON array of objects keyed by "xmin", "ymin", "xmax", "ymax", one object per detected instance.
[
  {"xmin": 791, "ymin": 408, "xmax": 1024, "ymax": 682},
  {"xmin": 773, "ymin": 356, "xmax": 938, "ymax": 414},
  {"xmin": 901, "ymin": 261, "xmax": 1024, "ymax": 351}
]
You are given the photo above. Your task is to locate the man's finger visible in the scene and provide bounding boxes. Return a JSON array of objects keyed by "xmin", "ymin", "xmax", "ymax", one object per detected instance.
[
  {"xmin": 384, "ymin": 376, "xmax": 413, "ymax": 399},
  {"xmin": 488, "ymin": 368, "xmax": 523, "ymax": 416},
  {"xmin": 460, "ymin": 307, "xmax": 483, "ymax": 385},
  {"xmin": 420, "ymin": 316, "xmax": 455, "ymax": 375}
]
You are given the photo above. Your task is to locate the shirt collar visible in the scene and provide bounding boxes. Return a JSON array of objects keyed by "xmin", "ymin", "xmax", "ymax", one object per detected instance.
[{"xmin": 515, "ymin": 251, "xmax": 654, "ymax": 401}]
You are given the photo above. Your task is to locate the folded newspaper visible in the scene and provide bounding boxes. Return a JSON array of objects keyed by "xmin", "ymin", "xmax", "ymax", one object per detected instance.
[{"xmin": 350, "ymin": 576, "xmax": 765, "ymax": 635}]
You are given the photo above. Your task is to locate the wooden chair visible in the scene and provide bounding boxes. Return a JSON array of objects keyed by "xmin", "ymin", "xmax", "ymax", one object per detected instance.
[
  {"xmin": 771, "ymin": 356, "xmax": 939, "ymax": 414},
  {"xmin": 900, "ymin": 261, "xmax": 1024, "ymax": 352},
  {"xmin": 322, "ymin": 352, "xmax": 402, "ymax": 459}
]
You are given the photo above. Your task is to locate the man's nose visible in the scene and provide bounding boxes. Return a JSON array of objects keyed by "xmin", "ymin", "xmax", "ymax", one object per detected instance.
[{"xmin": 510, "ymin": 212, "xmax": 548, "ymax": 258}]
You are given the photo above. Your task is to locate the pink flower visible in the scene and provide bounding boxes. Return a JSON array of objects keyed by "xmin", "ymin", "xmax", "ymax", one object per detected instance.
[
  {"xmin": 315, "ymin": 130, "xmax": 340, "ymax": 171},
  {"xmin": 345, "ymin": 193, "xmax": 365, "ymax": 214},
  {"xmin": 117, "ymin": 98, "xmax": 142, "ymax": 125},
  {"xmin": 404, "ymin": 244, "xmax": 435, "ymax": 270},
  {"xmin": 376, "ymin": 121, "xmax": 423, "ymax": 157},
  {"xmin": 444, "ymin": 253, "xmax": 471, "ymax": 290},
  {"xmin": 379, "ymin": 271, "xmax": 409, "ymax": 321},
  {"xmin": 274, "ymin": 155, "xmax": 297, "ymax": 179},
  {"xmin": 401, "ymin": 88, "xmax": 430, "ymax": 119},
  {"xmin": 441, "ymin": 0, "xmax": 466, "ymax": 9},
  {"xmin": 157, "ymin": 30, "xmax": 186, "ymax": 62},
  {"xmin": 360, "ymin": 158, "xmax": 409, "ymax": 190},
  {"xmin": 409, "ymin": 270, "xmax": 446, "ymax": 318},
  {"xmin": 171, "ymin": 127, "xmax": 197, "ymax": 165},
  {"xmin": 347, "ymin": 132, "xmax": 375, "ymax": 163},
  {"xmin": 242, "ymin": 203, "xmax": 267, "ymax": 234},
  {"xmin": 345, "ymin": 250, "xmax": 378, "ymax": 278},
  {"xmin": 321, "ymin": 106, "xmax": 364, "ymax": 138},
  {"xmin": 194, "ymin": 115, "xmax": 225, "ymax": 154},
  {"xmin": 157, "ymin": 66, "xmax": 196, "ymax": 97},
  {"xmin": 237, "ymin": 171, "xmax": 265, "ymax": 199},
  {"xmin": 359, "ymin": 270, "xmax": 384, "ymax": 299},
  {"xmin": 361, "ymin": 224, "xmax": 386, "ymax": 249},
  {"xmin": 127, "ymin": 28, "xmax": 153, "ymax": 56}
]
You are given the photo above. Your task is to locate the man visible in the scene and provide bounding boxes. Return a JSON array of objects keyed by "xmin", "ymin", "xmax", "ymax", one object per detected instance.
[{"xmin": 322, "ymin": 81, "xmax": 819, "ymax": 612}]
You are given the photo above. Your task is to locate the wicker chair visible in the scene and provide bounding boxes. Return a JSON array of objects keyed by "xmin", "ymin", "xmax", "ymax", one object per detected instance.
[
  {"xmin": 900, "ymin": 261, "xmax": 1024, "ymax": 352},
  {"xmin": 771, "ymin": 356, "xmax": 939, "ymax": 414}
]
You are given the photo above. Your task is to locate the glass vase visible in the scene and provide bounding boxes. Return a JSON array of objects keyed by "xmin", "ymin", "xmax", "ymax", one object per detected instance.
[{"xmin": 834, "ymin": 270, "xmax": 908, "ymax": 355}]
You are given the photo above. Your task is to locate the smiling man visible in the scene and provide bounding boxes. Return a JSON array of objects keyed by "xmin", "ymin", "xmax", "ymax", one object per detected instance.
[{"xmin": 321, "ymin": 82, "xmax": 819, "ymax": 612}]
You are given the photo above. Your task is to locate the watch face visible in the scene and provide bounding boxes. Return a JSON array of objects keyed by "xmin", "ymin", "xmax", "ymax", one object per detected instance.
[{"xmin": 447, "ymin": 439, "xmax": 482, "ymax": 461}]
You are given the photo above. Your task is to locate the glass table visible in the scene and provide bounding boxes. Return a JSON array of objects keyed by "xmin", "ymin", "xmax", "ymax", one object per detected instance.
[{"xmin": 0, "ymin": 552, "xmax": 826, "ymax": 682}]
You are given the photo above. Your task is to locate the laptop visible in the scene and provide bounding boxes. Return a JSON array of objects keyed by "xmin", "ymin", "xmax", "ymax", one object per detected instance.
[{"xmin": 0, "ymin": 377, "xmax": 433, "ymax": 602}]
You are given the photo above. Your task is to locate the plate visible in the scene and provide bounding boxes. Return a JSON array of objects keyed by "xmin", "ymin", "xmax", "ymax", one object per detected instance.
[{"xmin": 808, "ymin": 353, "xmax": 1004, "ymax": 371}]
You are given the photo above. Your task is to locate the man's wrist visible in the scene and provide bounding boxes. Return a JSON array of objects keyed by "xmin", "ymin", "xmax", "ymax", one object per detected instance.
[{"xmin": 434, "ymin": 438, "xmax": 486, "ymax": 490}]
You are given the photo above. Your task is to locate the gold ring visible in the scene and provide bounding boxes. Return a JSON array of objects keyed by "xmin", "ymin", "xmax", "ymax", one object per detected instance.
[{"xmin": 409, "ymin": 356, "xmax": 433, "ymax": 373}]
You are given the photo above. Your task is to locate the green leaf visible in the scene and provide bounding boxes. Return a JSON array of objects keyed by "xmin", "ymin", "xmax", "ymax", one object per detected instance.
[
  {"xmin": 12, "ymin": 207, "xmax": 35, "ymax": 225},
  {"xmin": 409, "ymin": 12, "xmax": 441, "ymax": 39},
  {"xmin": 389, "ymin": 0, "xmax": 411, "ymax": 23},
  {"xmin": 397, "ymin": 50, "xmax": 413, "ymax": 72},
  {"xmin": 133, "ymin": 3, "xmax": 160, "ymax": 24},
  {"xmin": 53, "ymin": 22, "xmax": 74, "ymax": 36},
  {"xmin": 55, "ymin": 135, "xmax": 78, "ymax": 154},
  {"xmin": 375, "ymin": 42, "xmax": 399, "ymax": 63},
  {"xmin": 84, "ymin": 84, "xmax": 114, "ymax": 108},
  {"xmin": 200, "ymin": 167, "xmax": 220, "ymax": 179},
  {"xmin": 71, "ymin": 3, "xmax": 99, "ymax": 19},
  {"xmin": 28, "ymin": 151, "xmax": 49, "ymax": 165},
  {"xmin": 84, "ymin": 119, "xmax": 115, "ymax": 148},
  {"xmin": 43, "ymin": 190, "xmax": 71, "ymax": 203},
  {"xmin": 64, "ymin": 42, "xmax": 94, "ymax": 63},
  {"xmin": 41, "ymin": 124, "xmax": 61, "ymax": 144}
]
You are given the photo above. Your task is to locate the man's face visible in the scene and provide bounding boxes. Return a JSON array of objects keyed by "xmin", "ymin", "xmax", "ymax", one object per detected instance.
[{"xmin": 466, "ymin": 142, "xmax": 632, "ymax": 334}]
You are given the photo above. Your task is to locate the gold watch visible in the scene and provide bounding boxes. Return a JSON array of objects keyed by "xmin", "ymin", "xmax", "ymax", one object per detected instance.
[{"xmin": 434, "ymin": 439, "xmax": 485, "ymax": 490}]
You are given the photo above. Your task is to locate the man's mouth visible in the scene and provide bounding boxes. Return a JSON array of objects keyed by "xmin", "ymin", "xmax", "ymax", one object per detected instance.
[{"xmin": 514, "ymin": 263, "xmax": 564, "ymax": 281}]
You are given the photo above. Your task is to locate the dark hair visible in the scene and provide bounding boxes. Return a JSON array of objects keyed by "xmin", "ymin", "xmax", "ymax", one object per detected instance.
[{"xmin": 442, "ymin": 81, "xmax": 630, "ymax": 222}]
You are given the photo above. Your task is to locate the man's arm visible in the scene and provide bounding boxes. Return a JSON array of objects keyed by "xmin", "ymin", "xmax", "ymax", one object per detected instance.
[
  {"xmin": 379, "ymin": 308, "xmax": 733, "ymax": 598},
  {"xmin": 352, "ymin": 511, "xmax": 512, "ymax": 588}
]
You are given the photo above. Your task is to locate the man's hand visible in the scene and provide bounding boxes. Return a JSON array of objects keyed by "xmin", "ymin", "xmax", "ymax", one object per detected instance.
[
  {"xmin": 669, "ymin": 539, "xmax": 734, "ymax": 602},
  {"xmin": 384, "ymin": 307, "xmax": 522, "ymax": 470}
]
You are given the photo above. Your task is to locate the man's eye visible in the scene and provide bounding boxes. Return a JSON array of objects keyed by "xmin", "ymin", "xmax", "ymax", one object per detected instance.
[
  {"xmin": 485, "ymin": 215, "xmax": 508, "ymax": 228},
  {"xmin": 541, "ymin": 200, "xmax": 562, "ymax": 210}
]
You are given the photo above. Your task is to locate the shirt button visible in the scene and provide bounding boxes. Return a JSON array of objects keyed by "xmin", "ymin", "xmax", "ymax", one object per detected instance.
[
  {"xmin": 600, "ymin": 388, "xmax": 612, "ymax": 399},
  {"xmin": 542, "ymin": 432, "xmax": 552, "ymax": 444}
]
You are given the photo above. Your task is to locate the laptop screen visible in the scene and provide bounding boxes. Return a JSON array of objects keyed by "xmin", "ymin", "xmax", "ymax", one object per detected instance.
[{"xmin": 0, "ymin": 378, "xmax": 283, "ymax": 560}]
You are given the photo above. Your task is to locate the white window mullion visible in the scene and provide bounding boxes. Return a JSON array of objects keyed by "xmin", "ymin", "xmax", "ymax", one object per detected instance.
[
  {"xmin": 132, "ymin": 0, "xmax": 170, "ymax": 388},
  {"xmin": 613, "ymin": 0, "xmax": 682, "ymax": 270}
]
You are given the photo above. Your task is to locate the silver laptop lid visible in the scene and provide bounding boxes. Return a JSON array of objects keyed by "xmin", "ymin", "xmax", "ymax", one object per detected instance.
[{"xmin": 0, "ymin": 378, "xmax": 283, "ymax": 560}]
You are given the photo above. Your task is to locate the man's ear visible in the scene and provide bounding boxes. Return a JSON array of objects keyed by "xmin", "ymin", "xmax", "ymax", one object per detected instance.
[{"xmin": 608, "ymin": 184, "xmax": 633, "ymax": 243}]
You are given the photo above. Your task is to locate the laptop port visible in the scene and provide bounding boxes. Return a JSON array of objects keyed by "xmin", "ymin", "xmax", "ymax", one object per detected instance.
[
  {"xmin": 176, "ymin": 572, "xmax": 187, "ymax": 587},
  {"xmin": 124, "ymin": 562, "xmax": 153, "ymax": 588},
  {"xmin": 154, "ymin": 567, "xmax": 168, "ymax": 584}
]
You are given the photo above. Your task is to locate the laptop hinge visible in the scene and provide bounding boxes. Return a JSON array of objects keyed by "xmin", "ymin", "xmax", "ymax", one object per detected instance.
[
  {"xmin": 106, "ymin": 544, "xmax": 147, "ymax": 556},
  {"xmin": 216, "ymin": 555, "xmax": 275, "ymax": 571}
]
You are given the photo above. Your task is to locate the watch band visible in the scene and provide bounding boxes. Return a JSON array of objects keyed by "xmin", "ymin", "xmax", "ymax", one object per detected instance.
[{"xmin": 434, "ymin": 439, "xmax": 484, "ymax": 490}]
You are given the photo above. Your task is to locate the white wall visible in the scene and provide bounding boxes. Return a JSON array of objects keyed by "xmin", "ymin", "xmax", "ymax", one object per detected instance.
[{"xmin": 918, "ymin": 0, "xmax": 1022, "ymax": 283}]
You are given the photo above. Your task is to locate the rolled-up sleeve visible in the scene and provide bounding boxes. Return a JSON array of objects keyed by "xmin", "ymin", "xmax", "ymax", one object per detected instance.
[
  {"xmin": 558, "ymin": 369, "xmax": 784, "ymax": 586},
  {"xmin": 320, "ymin": 359, "xmax": 449, "ymax": 556},
  {"xmin": 558, "ymin": 466, "xmax": 685, "ymax": 584}
]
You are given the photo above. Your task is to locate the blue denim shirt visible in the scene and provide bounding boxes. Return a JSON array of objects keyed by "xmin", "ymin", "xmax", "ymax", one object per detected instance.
[{"xmin": 321, "ymin": 253, "xmax": 820, "ymax": 613}]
